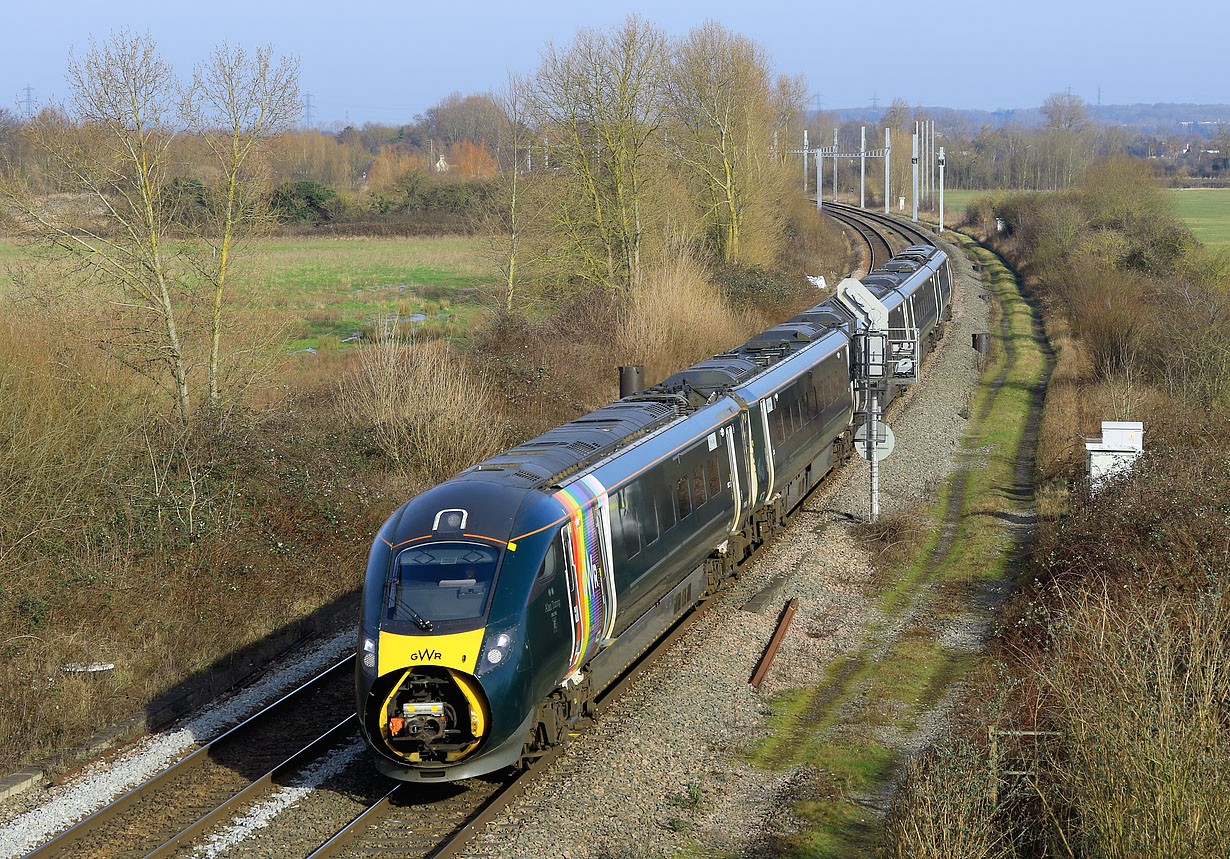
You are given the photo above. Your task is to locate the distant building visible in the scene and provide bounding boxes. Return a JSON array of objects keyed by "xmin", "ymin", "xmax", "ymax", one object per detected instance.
[{"xmin": 434, "ymin": 154, "xmax": 450, "ymax": 174}]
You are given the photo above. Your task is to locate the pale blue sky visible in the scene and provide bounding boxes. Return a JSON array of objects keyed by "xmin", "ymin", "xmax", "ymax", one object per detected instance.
[{"xmin": 3, "ymin": 0, "xmax": 1222, "ymax": 125}]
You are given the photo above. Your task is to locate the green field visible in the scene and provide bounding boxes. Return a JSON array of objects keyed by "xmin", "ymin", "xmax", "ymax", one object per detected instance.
[
  {"xmin": 0, "ymin": 234, "xmax": 498, "ymax": 351},
  {"xmin": 934, "ymin": 187, "xmax": 1230, "ymax": 248},
  {"xmin": 1170, "ymin": 188, "xmax": 1230, "ymax": 247},
  {"xmin": 939, "ymin": 188, "xmax": 991, "ymax": 217},
  {"xmin": 236, "ymin": 236, "xmax": 496, "ymax": 349}
]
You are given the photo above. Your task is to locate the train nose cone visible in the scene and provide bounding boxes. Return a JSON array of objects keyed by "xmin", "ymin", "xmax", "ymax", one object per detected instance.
[{"xmin": 376, "ymin": 666, "xmax": 489, "ymax": 764}]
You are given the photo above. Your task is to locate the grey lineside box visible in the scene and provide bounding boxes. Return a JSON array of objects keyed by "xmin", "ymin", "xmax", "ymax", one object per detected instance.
[{"xmin": 1085, "ymin": 421, "xmax": 1144, "ymax": 489}]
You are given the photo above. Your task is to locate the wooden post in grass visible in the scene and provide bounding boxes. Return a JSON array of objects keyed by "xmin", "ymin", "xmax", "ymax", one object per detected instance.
[{"xmin": 988, "ymin": 725, "xmax": 999, "ymax": 804}]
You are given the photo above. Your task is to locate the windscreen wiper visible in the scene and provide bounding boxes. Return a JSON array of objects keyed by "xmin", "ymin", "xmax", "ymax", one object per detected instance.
[{"xmin": 394, "ymin": 592, "xmax": 434, "ymax": 632}]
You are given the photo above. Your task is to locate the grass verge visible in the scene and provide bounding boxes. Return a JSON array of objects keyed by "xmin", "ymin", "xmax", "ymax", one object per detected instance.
[{"xmin": 743, "ymin": 232, "xmax": 1048, "ymax": 857}]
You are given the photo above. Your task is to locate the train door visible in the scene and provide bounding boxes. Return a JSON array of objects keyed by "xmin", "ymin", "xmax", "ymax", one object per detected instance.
[
  {"xmin": 553, "ymin": 475, "xmax": 618, "ymax": 679},
  {"xmin": 725, "ymin": 423, "xmax": 748, "ymax": 535},
  {"xmin": 749, "ymin": 397, "xmax": 776, "ymax": 504}
]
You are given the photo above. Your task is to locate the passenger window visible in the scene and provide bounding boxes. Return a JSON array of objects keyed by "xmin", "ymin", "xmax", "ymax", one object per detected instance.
[
  {"xmin": 639, "ymin": 482, "xmax": 659, "ymax": 541},
  {"xmin": 657, "ymin": 482, "xmax": 676, "ymax": 532},
  {"xmin": 692, "ymin": 465, "xmax": 706, "ymax": 507},
  {"xmin": 775, "ymin": 410, "xmax": 785, "ymax": 444},
  {"xmin": 706, "ymin": 456, "xmax": 721, "ymax": 497},
  {"xmin": 623, "ymin": 502, "xmax": 641, "ymax": 558},
  {"xmin": 675, "ymin": 476, "xmax": 692, "ymax": 520}
]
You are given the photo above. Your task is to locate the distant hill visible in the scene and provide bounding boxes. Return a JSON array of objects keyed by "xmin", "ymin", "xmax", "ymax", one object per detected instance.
[{"xmin": 824, "ymin": 103, "xmax": 1230, "ymax": 136}]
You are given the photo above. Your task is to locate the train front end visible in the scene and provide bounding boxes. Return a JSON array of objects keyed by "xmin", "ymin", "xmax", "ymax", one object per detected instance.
[{"xmin": 356, "ymin": 481, "xmax": 567, "ymax": 782}]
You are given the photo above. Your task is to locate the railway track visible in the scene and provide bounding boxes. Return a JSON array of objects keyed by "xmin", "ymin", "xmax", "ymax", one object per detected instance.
[
  {"xmin": 18, "ymin": 547, "xmax": 731, "ymax": 859},
  {"xmin": 308, "ymin": 579, "xmax": 727, "ymax": 859},
  {"xmin": 19, "ymin": 484, "xmax": 819, "ymax": 859},
  {"xmin": 18, "ymin": 209, "xmax": 951, "ymax": 859},
  {"xmin": 820, "ymin": 201, "xmax": 935, "ymax": 269},
  {"xmin": 22, "ymin": 658, "xmax": 356, "ymax": 859}
]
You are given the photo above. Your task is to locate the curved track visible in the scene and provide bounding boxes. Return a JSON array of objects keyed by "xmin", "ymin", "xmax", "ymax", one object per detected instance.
[
  {"xmin": 819, "ymin": 201, "xmax": 935, "ymax": 270},
  {"xmin": 20, "ymin": 553, "xmax": 734, "ymax": 859}
]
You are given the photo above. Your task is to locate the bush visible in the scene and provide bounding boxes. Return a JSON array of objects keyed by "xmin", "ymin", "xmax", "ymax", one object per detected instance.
[
  {"xmin": 372, "ymin": 169, "xmax": 495, "ymax": 217},
  {"xmin": 161, "ymin": 176, "xmax": 213, "ymax": 228},
  {"xmin": 271, "ymin": 180, "xmax": 337, "ymax": 223},
  {"xmin": 338, "ymin": 323, "xmax": 506, "ymax": 485},
  {"xmin": 711, "ymin": 261, "xmax": 797, "ymax": 310},
  {"xmin": 1030, "ymin": 443, "xmax": 1230, "ymax": 593},
  {"xmin": 1034, "ymin": 586, "xmax": 1230, "ymax": 858},
  {"xmin": 617, "ymin": 252, "xmax": 753, "ymax": 385},
  {"xmin": 884, "ymin": 738, "xmax": 1018, "ymax": 859}
]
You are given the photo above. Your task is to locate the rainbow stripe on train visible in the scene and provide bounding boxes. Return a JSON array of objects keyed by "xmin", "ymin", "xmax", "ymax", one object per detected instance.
[{"xmin": 552, "ymin": 474, "xmax": 617, "ymax": 675}]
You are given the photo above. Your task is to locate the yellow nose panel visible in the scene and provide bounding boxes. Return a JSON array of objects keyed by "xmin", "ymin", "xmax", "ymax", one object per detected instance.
[{"xmin": 377, "ymin": 627, "xmax": 485, "ymax": 676}]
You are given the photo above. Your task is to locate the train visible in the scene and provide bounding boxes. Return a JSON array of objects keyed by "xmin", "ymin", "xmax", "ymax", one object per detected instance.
[{"xmin": 356, "ymin": 243, "xmax": 953, "ymax": 782}]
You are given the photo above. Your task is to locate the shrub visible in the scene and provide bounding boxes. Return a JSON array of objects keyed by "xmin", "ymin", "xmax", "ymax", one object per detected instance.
[
  {"xmin": 617, "ymin": 252, "xmax": 752, "ymax": 385},
  {"xmin": 271, "ymin": 180, "xmax": 337, "ymax": 223},
  {"xmin": 884, "ymin": 738, "xmax": 1018, "ymax": 859},
  {"xmin": 1034, "ymin": 586, "xmax": 1230, "ymax": 858},
  {"xmin": 711, "ymin": 261, "xmax": 796, "ymax": 310},
  {"xmin": 338, "ymin": 322, "xmax": 506, "ymax": 485}
]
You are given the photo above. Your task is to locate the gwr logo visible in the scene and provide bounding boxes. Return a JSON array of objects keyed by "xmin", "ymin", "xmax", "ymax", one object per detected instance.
[{"xmin": 408, "ymin": 648, "xmax": 444, "ymax": 661}]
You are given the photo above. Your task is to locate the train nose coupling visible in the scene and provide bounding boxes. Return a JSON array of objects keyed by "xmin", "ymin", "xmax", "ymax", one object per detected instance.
[{"xmin": 392, "ymin": 702, "xmax": 448, "ymax": 741}]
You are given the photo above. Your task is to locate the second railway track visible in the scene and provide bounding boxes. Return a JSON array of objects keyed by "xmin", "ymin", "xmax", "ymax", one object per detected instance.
[{"xmin": 820, "ymin": 201, "xmax": 935, "ymax": 270}]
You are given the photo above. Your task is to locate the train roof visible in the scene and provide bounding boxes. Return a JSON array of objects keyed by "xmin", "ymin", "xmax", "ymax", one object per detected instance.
[
  {"xmin": 454, "ymin": 244, "xmax": 945, "ymax": 494},
  {"xmin": 461, "ymin": 397, "xmax": 686, "ymax": 490}
]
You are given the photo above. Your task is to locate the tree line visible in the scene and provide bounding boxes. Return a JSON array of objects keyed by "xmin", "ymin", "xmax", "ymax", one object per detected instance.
[{"xmin": 490, "ymin": 16, "xmax": 808, "ymax": 307}]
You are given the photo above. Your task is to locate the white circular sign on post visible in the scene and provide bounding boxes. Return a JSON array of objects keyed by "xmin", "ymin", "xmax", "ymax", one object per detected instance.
[{"xmin": 854, "ymin": 421, "xmax": 895, "ymax": 461}]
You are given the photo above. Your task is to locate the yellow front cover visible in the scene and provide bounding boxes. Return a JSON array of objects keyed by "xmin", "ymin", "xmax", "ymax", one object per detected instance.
[{"xmin": 377, "ymin": 627, "xmax": 485, "ymax": 676}]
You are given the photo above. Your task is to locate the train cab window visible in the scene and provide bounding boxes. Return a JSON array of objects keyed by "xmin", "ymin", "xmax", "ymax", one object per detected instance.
[
  {"xmin": 675, "ymin": 475, "xmax": 692, "ymax": 520},
  {"xmin": 388, "ymin": 542, "xmax": 499, "ymax": 624},
  {"xmin": 692, "ymin": 465, "xmax": 706, "ymax": 507},
  {"xmin": 530, "ymin": 533, "xmax": 564, "ymax": 601},
  {"xmin": 706, "ymin": 456, "xmax": 721, "ymax": 498}
]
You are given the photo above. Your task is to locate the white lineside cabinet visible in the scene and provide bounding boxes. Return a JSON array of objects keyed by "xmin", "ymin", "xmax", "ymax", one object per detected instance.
[{"xmin": 1085, "ymin": 421, "xmax": 1144, "ymax": 489}]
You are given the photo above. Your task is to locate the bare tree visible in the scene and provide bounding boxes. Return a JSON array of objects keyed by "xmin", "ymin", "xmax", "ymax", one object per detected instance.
[
  {"xmin": 3, "ymin": 31, "xmax": 192, "ymax": 421},
  {"xmin": 530, "ymin": 15, "xmax": 669, "ymax": 291},
  {"xmin": 495, "ymin": 75, "xmax": 528, "ymax": 311},
  {"xmin": 183, "ymin": 43, "xmax": 299, "ymax": 409},
  {"xmin": 667, "ymin": 22, "xmax": 778, "ymax": 263},
  {"xmin": 772, "ymin": 73, "xmax": 807, "ymax": 162},
  {"xmin": 425, "ymin": 91, "xmax": 506, "ymax": 150},
  {"xmin": 1042, "ymin": 91, "xmax": 1091, "ymax": 188}
]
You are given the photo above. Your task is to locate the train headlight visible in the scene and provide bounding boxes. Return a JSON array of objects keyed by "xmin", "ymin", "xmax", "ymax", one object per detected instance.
[
  {"xmin": 361, "ymin": 636, "xmax": 377, "ymax": 672},
  {"xmin": 477, "ymin": 627, "xmax": 517, "ymax": 675}
]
